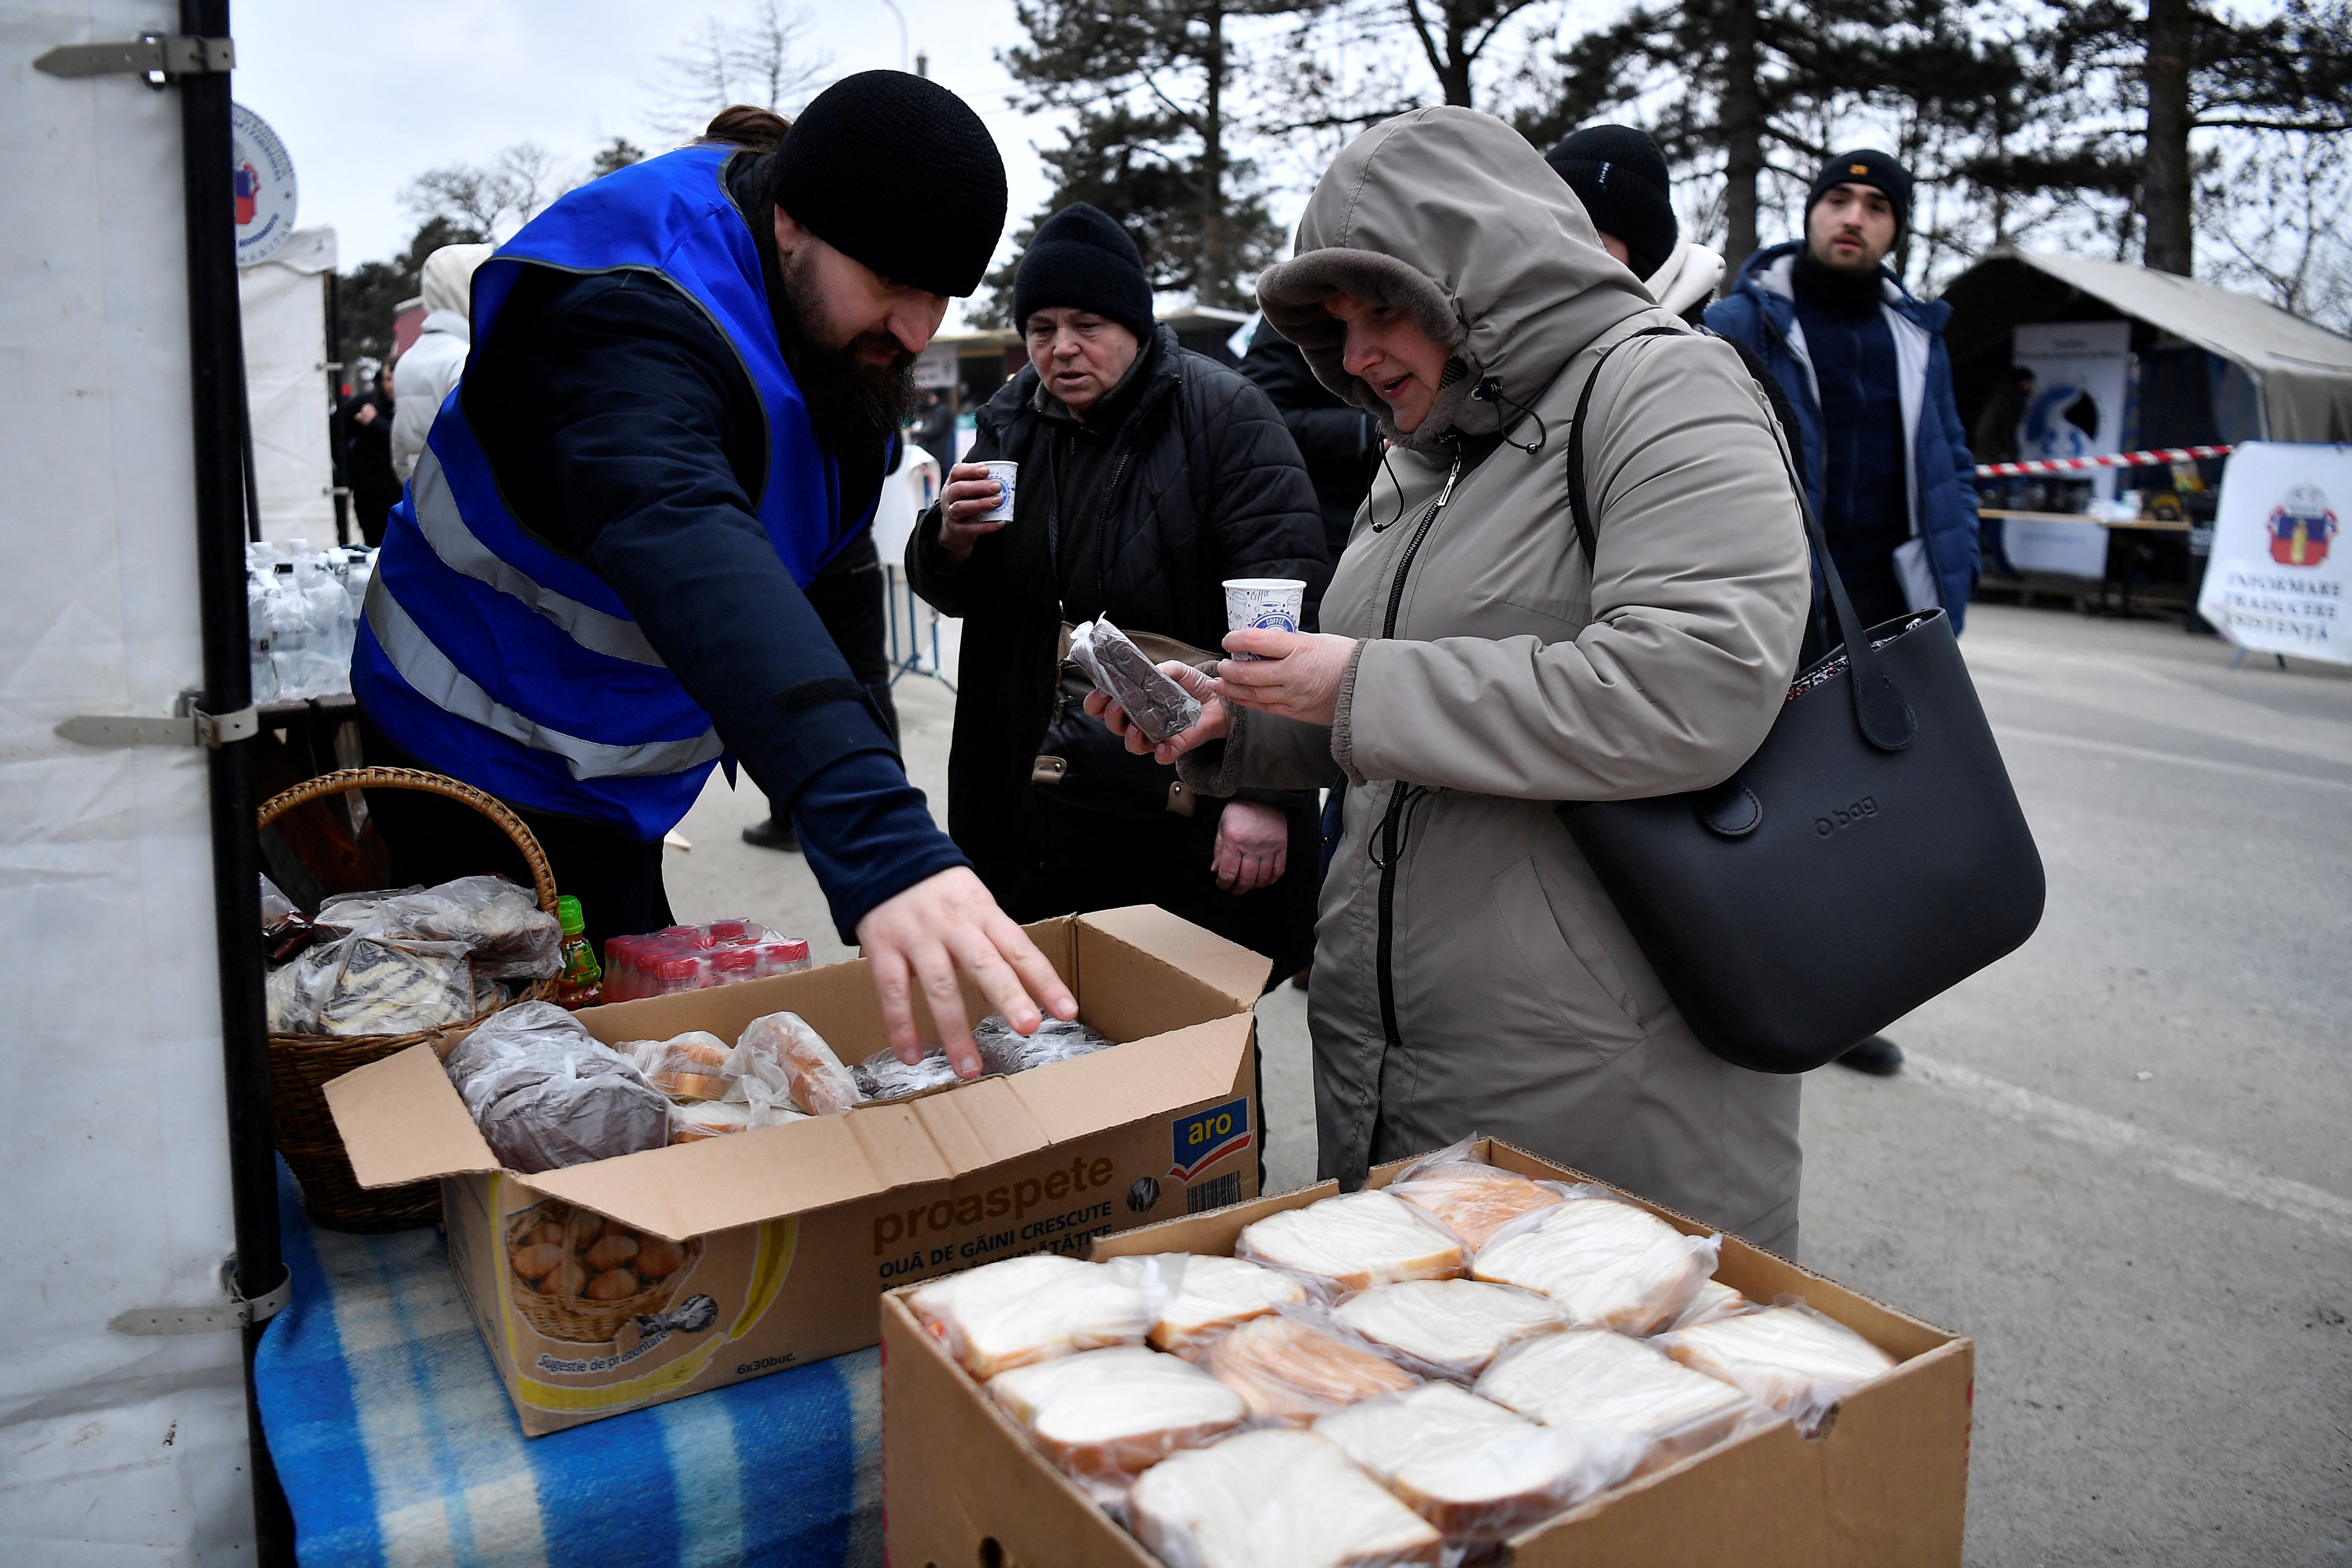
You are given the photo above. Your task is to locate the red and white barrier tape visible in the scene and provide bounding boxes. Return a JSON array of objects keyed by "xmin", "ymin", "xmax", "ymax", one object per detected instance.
[{"xmin": 1975, "ymin": 444, "xmax": 2233, "ymax": 478}]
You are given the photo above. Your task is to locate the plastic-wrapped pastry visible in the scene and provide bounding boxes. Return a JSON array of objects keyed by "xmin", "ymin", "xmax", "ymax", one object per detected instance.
[
  {"xmin": 1470, "ymin": 1192, "xmax": 1718, "ymax": 1335},
  {"xmin": 625, "ymin": 1032, "xmax": 735, "ymax": 1101},
  {"xmin": 265, "ymin": 959, "xmax": 309, "ymax": 1034},
  {"xmin": 1127, "ymin": 1429, "xmax": 1443, "ymax": 1568},
  {"xmin": 852, "ymin": 1041, "xmax": 964, "ymax": 1101},
  {"xmin": 1314, "ymin": 1383, "xmax": 1641, "ymax": 1544},
  {"xmin": 1235, "ymin": 1191, "xmax": 1465, "ymax": 1293},
  {"xmin": 1333, "ymin": 1278, "xmax": 1567, "ymax": 1381},
  {"xmin": 442, "ymin": 1001, "xmax": 672, "ymax": 1173},
  {"xmin": 735, "ymin": 1011, "xmax": 865, "ymax": 1116},
  {"xmin": 1654, "ymin": 1303, "xmax": 1897, "ymax": 1433},
  {"xmin": 906, "ymin": 1254, "xmax": 1160, "ymax": 1379},
  {"xmin": 1069, "ymin": 615, "xmax": 1202, "ymax": 744},
  {"xmin": 973, "ymin": 1013, "xmax": 1117, "ymax": 1075},
  {"xmin": 296, "ymin": 929, "xmax": 475, "ymax": 1037},
  {"xmin": 1197, "ymin": 1313, "xmax": 1418, "ymax": 1426},
  {"xmin": 985, "ymin": 1346, "xmax": 1246, "ymax": 1486},
  {"xmin": 1475, "ymin": 1327, "xmax": 1773, "ymax": 1475},
  {"xmin": 1383, "ymin": 1144, "xmax": 1565, "ymax": 1251},
  {"xmin": 669, "ymin": 1098, "xmax": 753, "ymax": 1142},
  {"xmin": 1103, "ymin": 1253, "xmax": 1306, "ymax": 1353}
]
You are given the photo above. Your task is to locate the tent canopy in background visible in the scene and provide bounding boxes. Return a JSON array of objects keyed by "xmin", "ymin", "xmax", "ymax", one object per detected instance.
[{"xmin": 240, "ymin": 223, "xmax": 338, "ymax": 545}]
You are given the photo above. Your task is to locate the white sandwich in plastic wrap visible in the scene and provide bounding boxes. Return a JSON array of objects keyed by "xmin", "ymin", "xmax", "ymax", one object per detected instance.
[
  {"xmin": 1235, "ymin": 1191, "xmax": 1465, "ymax": 1292},
  {"xmin": 1127, "ymin": 1428, "xmax": 1444, "ymax": 1568},
  {"xmin": 1384, "ymin": 1162, "xmax": 1564, "ymax": 1251},
  {"xmin": 1104, "ymin": 1253, "xmax": 1307, "ymax": 1352},
  {"xmin": 1470, "ymin": 1194, "xmax": 1718, "ymax": 1335},
  {"xmin": 906, "ymin": 1255, "xmax": 1154, "ymax": 1378},
  {"xmin": 1655, "ymin": 1304, "xmax": 1898, "ymax": 1433},
  {"xmin": 1333, "ymin": 1278, "xmax": 1568, "ymax": 1380},
  {"xmin": 1670, "ymin": 1278, "xmax": 1747, "ymax": 1329},
  {"xmin": 1475, "ymin": 1327, "xmax": 1772, "ymax": 1475},
  {"xmin": 1198, "ymin": 1314, "xmax": 1419, "ymax": 1426},
  {"xmin": 984, "ymin": 1346, "xmax": 1246, "ymax": 1480},
  {"xmin": 1313, "ymin": 1383, "xmax": 1642, "ymax": 1543}
]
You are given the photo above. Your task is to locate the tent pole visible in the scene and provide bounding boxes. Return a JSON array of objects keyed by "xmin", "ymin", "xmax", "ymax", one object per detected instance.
[{"xmin": 179, "ymin": 0, "xmax": 295, "ymax": 1559}]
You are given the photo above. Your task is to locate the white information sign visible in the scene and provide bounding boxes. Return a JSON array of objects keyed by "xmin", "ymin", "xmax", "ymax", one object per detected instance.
[
  {"xmin": 2197, "ymin": 441, "xmax": 2350, "ymax": 665},
  {"xmin": 2004, "ymin": 320, "xmax": 2132, "ymax": 578},
  {"xmin": 231, "ymin": 102, "xmax": 298, "ymax": 267}
]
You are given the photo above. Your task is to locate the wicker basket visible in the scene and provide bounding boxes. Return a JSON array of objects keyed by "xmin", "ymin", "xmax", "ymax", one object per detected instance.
[
  {"xmin": 505, "ymin": 1198, "xmax": 705, "ymax": 1345},
  {"xmin": 262, "ymin": 767, "xmax": 561, "ymax": 1233}
]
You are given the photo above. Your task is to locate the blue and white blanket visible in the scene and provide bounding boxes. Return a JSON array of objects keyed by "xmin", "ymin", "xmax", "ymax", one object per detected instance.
[{"xmin": 254, "ymin": 1161, "xmax": 880, "ymax": 1567}]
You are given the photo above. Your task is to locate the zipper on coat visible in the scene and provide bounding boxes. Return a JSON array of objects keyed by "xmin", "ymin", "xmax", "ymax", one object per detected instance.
[{"xmin": 1371, "ymin": 450, "xmax": 1464, "ymax": 1113}]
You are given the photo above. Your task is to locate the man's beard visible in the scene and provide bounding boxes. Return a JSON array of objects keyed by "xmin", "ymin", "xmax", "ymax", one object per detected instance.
[{"xmin": 779, "ymin": 248, "xmax": 920, "ymax": 453}]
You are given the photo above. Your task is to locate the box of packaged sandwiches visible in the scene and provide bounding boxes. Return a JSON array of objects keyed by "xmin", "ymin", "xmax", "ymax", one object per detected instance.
[
  {"xmin": 881, "ymin": 1136, "xmax": 1971, "ymax": 1568},
  {"xmin": 321, "ymin": 905, "xmax": 1269, "ymax": 1436}
]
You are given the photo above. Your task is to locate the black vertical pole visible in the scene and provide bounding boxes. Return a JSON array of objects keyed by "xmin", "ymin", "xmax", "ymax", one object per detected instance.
[{"xmin": 177, "ymin": 2, "xmax": 295, "ymax": 1559}]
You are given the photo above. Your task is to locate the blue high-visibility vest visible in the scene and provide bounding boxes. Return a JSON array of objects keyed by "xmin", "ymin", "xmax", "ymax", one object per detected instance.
[{"xmin": 352, "ymin": 144, "xmax": 860, "ymax": 839}]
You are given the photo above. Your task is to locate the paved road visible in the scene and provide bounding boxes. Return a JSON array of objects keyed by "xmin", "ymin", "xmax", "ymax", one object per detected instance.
[{"xmin": 668, "ymin": 603, "xmax": 2352, "ymax": 1565}]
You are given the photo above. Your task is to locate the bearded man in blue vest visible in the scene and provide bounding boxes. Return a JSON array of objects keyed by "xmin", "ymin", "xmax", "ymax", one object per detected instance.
[{"xmin": 351, "ymin": 78, "xmax": 1076, "ymax": 1071}]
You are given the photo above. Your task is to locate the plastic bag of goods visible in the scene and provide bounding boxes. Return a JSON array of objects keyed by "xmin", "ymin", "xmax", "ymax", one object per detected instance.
[
  {"xmin": 1234, "ymin": 1189, "xmax": 1466, "ymax": 1293},
  {"xmin": 732, "ymin": 1010, "xmax": 864, "ymax": 1116},
  {"xmin": 1331, "ymin": 1277, "xmax": 1568, "ymax": 1382},
  {"xmin": 1383, "ymin": 1136, "xmax": 1566, "ymax": 1251},
  {"xmin": 284, "ymin": 928, "xmax": 474, "ymax": 1037},
  {"xmin": 852, "ymin": 1040, "xmax": 965, "ymax": 1100},
  {"xmin": 974, "ymin": 1012, "xmax": 1116, "ymax": 1075},
  {"xmin": 1101, "ymin": 1253, "xmax": 1305, "ymax": 1354},
  {"xmin": 623, "ymin": 1032, "xmax": 735, "ymax": 1100},
  {"xmin": 1192, "ymin": 1309, "xmax": 1420, "ymax": 1427},
  {"xmin": 1126, "ymin": 1428, "xmax": 1444, "ymax": 1568},
  {"xmin": 985, "ymin": 1345, "xmax": 1247, "ymax": 1503},
  {"xmin": 1068, "ymin": 614, "xmax": 1201, "ymax": 744},
  {"xmin": 1651, "ymin": 1300, "xmax": 1897, "ymax": 1435},
  {"xmin": 259, "ymin": 872, "xmax": 316, "ymax": 962},
  {"xmin": 1475, "ymin": 1326, "xmax": 1777, "ymax": 1475},
  {"xmin": 1469, "ymin": 1189, "xmax": 1720, "ymax": 1335},
  {"xmin": 443, "ymin": 1001, "xmax": 672, "ymax": 1173},
  {"xmin": 369, "ymin": 875, "xmax": 562, "ymax": 979},
  {"xmin": 906, "ymin": 1253, "xmax": 1167, "ymax": 1379}
]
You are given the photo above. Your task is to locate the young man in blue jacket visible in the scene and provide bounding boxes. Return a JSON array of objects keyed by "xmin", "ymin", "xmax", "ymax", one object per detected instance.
[
  {"xmin": 351, "ymin": 78, "xmax": 1075, "ymax": 1073},
  {"xmin": 1707, "ymin": 149, "xmax": 1980, "ymax": 1078}
]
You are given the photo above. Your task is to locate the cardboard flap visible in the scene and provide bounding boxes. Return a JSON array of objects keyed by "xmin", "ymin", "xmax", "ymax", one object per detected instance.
[
  {"xmin": 1008, "ymin": 1015, "xmax": 1253, "ymax": 1143},
  {"xmin": 523, "ymin": 1113, "xmax": 896, "ymax": 1240},
  {"xmin": 324, "ymin": 1043, "xmax": 500, "ymax": 1187},
  {"xmin": 910, "ymin": 1076, "xmax": 1051, "ymax": 1176},
  {"xmin": 1077, "ymin": 905, "xmax": 1270, "ymax": 1012}
]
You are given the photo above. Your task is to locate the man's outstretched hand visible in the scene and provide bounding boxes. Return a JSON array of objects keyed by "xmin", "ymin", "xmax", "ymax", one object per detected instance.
[{"xmin": 853, "ymin": 866, "xmax": 1077, "ymax": 1080}]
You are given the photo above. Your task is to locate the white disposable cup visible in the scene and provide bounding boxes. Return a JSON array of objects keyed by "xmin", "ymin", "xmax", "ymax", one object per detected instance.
[
  {"xmin": 1223, "ymin": 578, "xmax": 1307, "ymax": 659},
  {"xmin": 975, "ymin": 460, "xmax": 1018, "ymax": 522}
]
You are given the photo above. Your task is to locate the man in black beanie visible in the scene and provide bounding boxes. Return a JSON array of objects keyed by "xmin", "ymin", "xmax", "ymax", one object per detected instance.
[
  {"xmin": 354, "ymin": 79, "xmax": 1085, "ymax": 1077},
  {"xmin": 1543, "ymin": 124, "xmax": 1722, "ymax": 318},
  {"xmin": 907, "ymin": 201, "xmax": 1328, "ymax": 1000},
  {"xmin": 1707, "ymin": 147, "xmax": 1980, "ymax": 1079}
]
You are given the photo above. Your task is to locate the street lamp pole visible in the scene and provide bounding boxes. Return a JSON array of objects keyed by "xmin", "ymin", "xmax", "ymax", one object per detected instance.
[{"xmin": 878, "ymin": 0, "xmax": 909, "ymax": 73}]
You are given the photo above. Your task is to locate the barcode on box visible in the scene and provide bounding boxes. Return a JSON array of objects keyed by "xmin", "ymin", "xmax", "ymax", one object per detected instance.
[{"xmin": 1186, "ymin": 1172, "xmax": 1241, "ymax": 1214}]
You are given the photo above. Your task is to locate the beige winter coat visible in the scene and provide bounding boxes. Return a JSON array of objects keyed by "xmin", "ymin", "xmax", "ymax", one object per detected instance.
[{"xmin": 1190, "ymin": 108, "xmax": 1813, "ymax": 1252}]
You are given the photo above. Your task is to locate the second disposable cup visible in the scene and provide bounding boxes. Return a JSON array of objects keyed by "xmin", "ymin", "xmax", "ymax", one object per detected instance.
[
  {"xmin": 1222, "ymin": 578, "xmax": 1306, "ymax": 659},
  {"xmin": 976, "ymin": 460, "xmax": 1019, "ymax": 522}
]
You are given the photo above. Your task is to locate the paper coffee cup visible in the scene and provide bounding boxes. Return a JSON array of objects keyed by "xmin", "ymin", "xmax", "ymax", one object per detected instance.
[
  {"xmin": 1223, "ymin": 578, "xmax": 1307, "ymax": 658},
  {"xmin": 977, "ymin": 460, "xmax": 1018, "ymax": 522}
]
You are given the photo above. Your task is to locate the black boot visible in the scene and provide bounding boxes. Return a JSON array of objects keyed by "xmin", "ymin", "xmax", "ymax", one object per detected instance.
[
  {"xmin": 1836, "ymin": 1034, "xmax": 1904, "ymax": 1076},
  {"xmin": 741, "ymin": 816, "xmax": 799, "ymax": 852}
]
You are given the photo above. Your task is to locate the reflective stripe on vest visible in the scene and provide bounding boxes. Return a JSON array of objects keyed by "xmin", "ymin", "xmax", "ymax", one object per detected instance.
[{"xmin": 356, "ymin": 144, "xmax": 844, "ymax": 839}]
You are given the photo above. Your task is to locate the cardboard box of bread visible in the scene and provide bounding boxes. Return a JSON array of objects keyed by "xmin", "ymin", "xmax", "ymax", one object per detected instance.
[
  {"xmin": 881, "ymin": 1137, "xmax": 1971, "ymax": 1568},
  {"xmin": 321, "ymin": 905, "xmax": 1269, "ymax": 1436}
]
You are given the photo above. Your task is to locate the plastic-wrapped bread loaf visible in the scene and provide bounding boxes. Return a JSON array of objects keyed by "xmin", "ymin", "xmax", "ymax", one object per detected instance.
[
  {"xmin": 906, "ymin": 1254, "xmax": 1156, "ymax": 1379},
  {"xmin": 1314, "ymin": 1383, "xmax": 1642, "ymax": 1544},
  {"xmin": 734, "ymin": 1011, "xmax": 864, "ymax": 1116},
  {"xmin": 1333, "ymin": 1279, "xmax": 1568, "ymax": 1380},
  {"xmin": 626, "ymin": 1032, "xmax": 735, "ymax": 1100},
  {"xmin": 985, "ymin": 1346, "xmax": 1246, "ymax": 1484},
  {"xmin": 1654, "ymin": 1304, "xmax": 1897, "ymax": 1433},
  {"xmin": 1470, "ymin": 1193, "xmax": 1718, "ymax": 1335},
  {"xmin": 1127, "ymin": 1429, "xmax": 1444, "ymax": 1568},
  {"xmin": 1384, "ymin": 1161, "xmax": 1564, "ymax": 1251},
  {"xmin": 442, "ymin": 1002, "xmax": 672, "ymax": 1173},
  {"xmin": 1236, "ymin": 1191, "xmax": 1465, "ymax": 1293},
  {"xmin": 1475, "ymin": 1328, "xmax": 1772, "ymax": 1475},
  {"xmin": 1104, "ymin": 1253, "xmax": 1306, "ymax": 1353},
  {"xmin": 1197, "ymin": 1314, "xmax": 1418, "ymax": 1426}
]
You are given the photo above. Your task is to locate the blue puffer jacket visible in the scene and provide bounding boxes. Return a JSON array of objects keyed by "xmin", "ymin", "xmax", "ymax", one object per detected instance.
[{"xmin": 1706, "ymin": 241, "xmax": 1980, "ymax": 629}]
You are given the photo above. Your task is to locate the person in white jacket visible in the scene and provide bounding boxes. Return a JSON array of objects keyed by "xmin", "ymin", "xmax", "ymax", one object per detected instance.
[
  {"xmin": 1542, "ymin": 125, "xmax": 1723, "ymax": 322},
  {"xmin": 388, "ymin": 242, "xmax": 494, "ymax": 481}
]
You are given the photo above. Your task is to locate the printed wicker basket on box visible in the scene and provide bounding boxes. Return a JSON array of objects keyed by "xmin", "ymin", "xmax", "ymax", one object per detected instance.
[
  {"xmin": 505, "ymin": 1198, "xmax": 706, "ymax": 1345},
  {"xmin": 262, "ymin": 767, "xmax": 560, "ymax": 1234}
]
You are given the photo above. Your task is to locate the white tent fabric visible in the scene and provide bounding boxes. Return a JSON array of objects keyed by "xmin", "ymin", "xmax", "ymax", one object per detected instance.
[
  {"xmin": 1988, "ymin": 249, "xmax": 2352, "ymax": 443},
  {"xmin": 240, "ymin": 225, "xmax": 339, "ymax": 545},
  {"xmin": 2, "ymin": 3, "xmax": 253, "ymax": 1561}
]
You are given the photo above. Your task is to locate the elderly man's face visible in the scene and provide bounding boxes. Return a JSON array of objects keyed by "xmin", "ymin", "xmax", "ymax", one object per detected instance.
[{"xmin": 1025, "ymin": 308, "xmax": 1140, "ymax": 418}]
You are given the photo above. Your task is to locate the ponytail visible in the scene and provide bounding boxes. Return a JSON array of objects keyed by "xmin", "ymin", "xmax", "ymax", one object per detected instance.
[{"xmin": 699, "ymin": 104, "xmax": 790, "ymax": 152}]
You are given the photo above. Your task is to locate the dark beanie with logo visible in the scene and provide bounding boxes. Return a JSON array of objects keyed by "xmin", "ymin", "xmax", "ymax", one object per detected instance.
[
  {"xmin": 1543, "ymin": 124, "xmax": 1679, "ymax": 281},
  {"xmin": 1011, "ymin": 203, "xmax": 1157, "ymax": 340},
  {"xmin": 767, "ymin": 71, "xmax": 1007, "ymax": 298},
  {"xmin": 1807, "ymin": 149, "xmax": 1914, "ymax": 235}
]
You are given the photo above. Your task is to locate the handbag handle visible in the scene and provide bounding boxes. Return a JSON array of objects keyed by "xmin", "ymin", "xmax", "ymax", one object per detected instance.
[{"xmin": 1565, "ymin": 327, "xmax": 1916, "ymax": 753}]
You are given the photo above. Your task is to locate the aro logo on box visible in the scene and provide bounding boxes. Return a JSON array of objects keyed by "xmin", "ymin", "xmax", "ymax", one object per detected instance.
[
  {"xmin": 1813, "ymin": 795, "xmax": 1880, "ymax": 838},
  {"xmin": 1170, "ymin": 1097, "xmax": 1251, "ymax": 1181}
]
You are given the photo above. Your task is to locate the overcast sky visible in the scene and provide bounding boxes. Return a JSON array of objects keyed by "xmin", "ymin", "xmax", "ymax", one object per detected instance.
[{"xmin": 233, "ymin": 0, "xmax": 1059, "ymax": 329}]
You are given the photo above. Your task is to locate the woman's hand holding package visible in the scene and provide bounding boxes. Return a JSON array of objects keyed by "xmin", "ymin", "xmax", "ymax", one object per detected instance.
[
  {"xmin": 1211, "ymin": 799, "xmax": 1289, "ymax": 893},
  {"xmin": 1215, "ymin": 629, "xmax": 1357, "ymax": 725},
  {"xmin": 1085, "ymin": 661, "xmax": 1230, "ymax": 764}
]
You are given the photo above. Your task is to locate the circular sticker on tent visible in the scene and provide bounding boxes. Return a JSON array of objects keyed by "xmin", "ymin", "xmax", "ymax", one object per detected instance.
[{"xmin": 231, "ymin": 103, "xmax": 299, "ymax": 267}]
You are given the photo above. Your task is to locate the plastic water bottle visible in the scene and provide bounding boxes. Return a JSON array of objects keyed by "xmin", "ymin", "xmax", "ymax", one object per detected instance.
[{"xmin": 247, "ymin": 568, "xmax": 280, "ymax": 704}]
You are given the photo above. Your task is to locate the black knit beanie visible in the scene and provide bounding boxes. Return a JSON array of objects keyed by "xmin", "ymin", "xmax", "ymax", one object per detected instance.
[
  {"xmin": 1807, "ymin": 149, "xmax": 1913, "ymax": 236},
  {"xmin": 1544, "ymin": 124, "xmax": 1678, "ymax": 281},
  {"xmin": 768, "ymin": 71, "xmax": 1007, "ymax": 297},
  {"xmin": 1010, "ymin": 203, "xmax": 1156, "ymax": 339}
]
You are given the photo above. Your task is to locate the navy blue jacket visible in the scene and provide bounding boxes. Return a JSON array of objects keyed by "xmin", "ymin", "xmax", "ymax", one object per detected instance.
[{"xmin": 1706, "ymin": 241, "xmax": 1981, "ymax": 629}]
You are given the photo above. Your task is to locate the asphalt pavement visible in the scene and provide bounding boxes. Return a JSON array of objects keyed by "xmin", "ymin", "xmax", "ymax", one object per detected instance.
[{"xmin": 666, "ymin": 602, "xmax": 2352, "ymax": 1566}]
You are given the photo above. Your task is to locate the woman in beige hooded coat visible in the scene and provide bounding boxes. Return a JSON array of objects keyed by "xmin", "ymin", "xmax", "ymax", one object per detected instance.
[{"xmin": 1097, "ymin": 108, "xmax": 1815, "ymax": 1253}]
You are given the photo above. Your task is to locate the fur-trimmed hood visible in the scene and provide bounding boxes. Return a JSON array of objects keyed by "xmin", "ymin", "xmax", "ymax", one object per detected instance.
[{"xmin": 1256, "ymin": 106, "xmax": 1654, "ymax": 456}]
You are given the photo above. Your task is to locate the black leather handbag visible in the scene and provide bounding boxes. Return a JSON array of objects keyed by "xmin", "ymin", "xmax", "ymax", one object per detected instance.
[
  {"xmin": 1556, "ymin": 331, "xmax": 2045, "ymax": 1074},
  {"xmin": 1032, "ymin": 623, "xmax": 1215, "ymax": 822}
]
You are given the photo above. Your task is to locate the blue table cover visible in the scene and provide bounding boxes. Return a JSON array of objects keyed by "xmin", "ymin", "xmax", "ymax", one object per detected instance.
[{"xmin": 254, "ymin": 1160, "xmax": 881, "ymax": 1567}]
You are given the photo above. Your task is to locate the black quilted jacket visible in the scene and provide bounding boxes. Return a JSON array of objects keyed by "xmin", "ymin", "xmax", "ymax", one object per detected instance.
[{"xmin": 907, "ymin": 325, "xmax": 1328, "ymax": 893}]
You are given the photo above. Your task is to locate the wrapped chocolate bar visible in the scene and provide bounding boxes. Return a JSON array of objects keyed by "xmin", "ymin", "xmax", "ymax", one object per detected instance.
[
  {"xmin": 1069, "ymin": 615, "xmax": 1201, "ymax": 744},
  {"xmin": 974, "ymin": 1013, "xmax": 1116, "ymax": 1075},
  {"xmin": 852, "ymin": 1041, "xmax": 964, "ymax": 1100}
]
